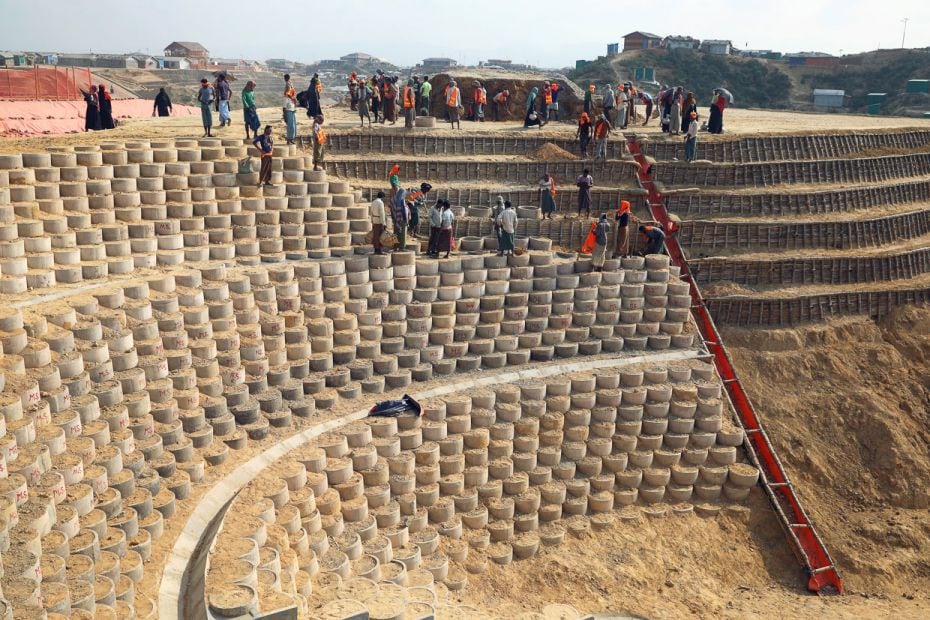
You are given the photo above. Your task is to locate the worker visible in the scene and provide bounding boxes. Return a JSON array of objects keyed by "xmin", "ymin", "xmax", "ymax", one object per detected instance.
[
  {"xmin": 419, "ymin": 75, "xmax": 432, "ymax": 115},
  {"xmin": 548, "ymin": 81, "xmax": 560, "ymax": 121},
  {"xmin": 370, "ymin": 190, "xmax": 386, "ymax": 254},
  {"xmin": 491, "ymin": 195, "xmax": 505, "ymax": 250},
  {"xmin": 615, "ymin": 200, "xmax": 631, "ymax": 257},
  {"xmin": 601, "ymin": 82, "xmax": 615, "ymax": 120},
  {"xmin": 639, "ymin": 90, "xmax": 654, "ymax": 126},
  {"xmin": 403, "ymin": 79, "xmax": 417, "ymax": 129},
  {"xmin": 543, "ymin": 83, "xmax": 554, "ymax": 121},
  {"xmin": 446, "ymin": 80, "xmax": 461, "ymax": 129},
  {"xmin": 311, "ymin": 115, "xmax": 326, "ymax": 171},
  {"xmin": 473, "ymin": 81, "xmax": 487, "ymax": 122},
  {"xmin": 391, "ymin": 187, "xmax": 409, "ymax": 250},
  {"xmin": 684, "ymin": 111, "xmax": 698, "ymax": 162},
  {"xmin": 497, "ymin": 201, "xmax": 518, "ymax": 256},
  {"xmin": 592, "ymin": 214, "xmax": 610, "ymax": 271},
  {"xmin": 639, "ymin": 224, "xmax": 666, "ymax": 255},
  {"xmin": 584, "ymin": 83, "xmax": 595, "ymax": 115},
  {"xmin": 492, "ymin": 89, "xmax": 509, "ymax": 121},
  {"xmin": 594, "ymin": 114, "xmax": 611, "ymax": 161}
]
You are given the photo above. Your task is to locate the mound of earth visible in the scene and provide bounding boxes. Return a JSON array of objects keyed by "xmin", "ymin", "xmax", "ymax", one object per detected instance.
[
  {"xmin": 722, "ymin": 305, "xmax": 930, "ymax": 597},
  {"xmin": 528, "ymin": 143, "xmax": 578, "ymax": 161},
  {"xmin": 426, "ymin": 73, "xmax": 584, "ymax": 121}
]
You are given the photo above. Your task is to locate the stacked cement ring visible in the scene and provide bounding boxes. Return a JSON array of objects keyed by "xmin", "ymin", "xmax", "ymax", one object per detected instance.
[{"xmin": 203, "ymin": 365, "xmax": 759, "ymax": 618}]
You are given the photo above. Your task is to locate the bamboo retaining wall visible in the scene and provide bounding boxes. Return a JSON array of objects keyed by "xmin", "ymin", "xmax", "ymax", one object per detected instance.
[
  {"xmin": 639, "ymin": 130, "xmax": 930, "ymax": 163},
  {"xmin": 326, "ymin": 159, "xmax": 639, "ymax": 184},
  {"xmin": 654, "ymin": 153, "xmax": 930, "ymax": 188}
]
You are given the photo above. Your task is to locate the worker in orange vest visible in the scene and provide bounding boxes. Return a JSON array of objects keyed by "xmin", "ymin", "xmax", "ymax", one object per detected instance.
[
  {"xmin": 543, "ymin": 83, "xmax": 554, "ymax": 121},
  {"xmin": 402, "ymin": 79, "xmax": 417, "ymax": 130},
  {"xmin": 548, "ymin": 81, "xmax": 561, "ymax": 121},
  {"xmin": 473, "ymin": 81, "xmax": 487, "ymax": 122},
  {"xmin": 445, "ymin": 80, "xmax": 461, "ymax": 129},
  {"xmin": 614, "ymin": 200, "xmax": 631, "ymax": 257}
]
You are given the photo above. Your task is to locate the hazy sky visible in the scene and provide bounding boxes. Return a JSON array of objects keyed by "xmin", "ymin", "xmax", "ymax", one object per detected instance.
[{"xmin": 1, "ymin": 0, "xmax": 928, "ymax": 67}]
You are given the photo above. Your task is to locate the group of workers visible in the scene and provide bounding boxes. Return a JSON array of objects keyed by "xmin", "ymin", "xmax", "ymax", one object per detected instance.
[{"xmin": 82, "ymin": 84, "xmax": 116, "ymax": 131}]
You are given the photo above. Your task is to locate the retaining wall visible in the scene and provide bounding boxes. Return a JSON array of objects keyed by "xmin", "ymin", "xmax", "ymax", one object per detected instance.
[
  {"xmin": 680, "ymin": 209, "xmax": 930, "ymax": 251},
  {"xmin": 692, "ymin": 247, "xmax": 930, "ymax": 286},
  {"xmin": 359, "ymin": 186, "xmax": 647, "ymax": 213},
  {"xmin": 639, "ymin": 130, "xmax": 930, "ymax": 163},
  {"xmin": 665, "ymin": 179, "xmax": 930, "ymax": 217},
  {"xmin": 317, "ymin": 134, "xmax": 629, "ymax": 160},
  {"xmin": 707, "ymin": 289, "xmax": 930, "ymax": 326},
  {"xmin": 654, "ymin": 153, "xmax": 930, "ymax": 188},
  {"xmin": 325, "ymin": 159, "xmax": 640, "ymax": 184}
]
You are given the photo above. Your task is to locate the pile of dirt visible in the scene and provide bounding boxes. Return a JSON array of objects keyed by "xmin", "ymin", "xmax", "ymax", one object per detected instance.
[
  {"xmin": 722, "ymin": 305, "xmax": 930, "ymax": 597},
  {"xmin": 528, "ymin": 143, "xmax": 578, "ymax": 161},
  {"xmin": 426, "ymin": 74, "xmax": 584, "ymax": 122}
]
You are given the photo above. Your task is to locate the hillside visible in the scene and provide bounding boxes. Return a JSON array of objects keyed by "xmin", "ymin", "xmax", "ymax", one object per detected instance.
[
  {"xmin": 570, "ymin": 49, "xmax": 793, "ymax": 109},
  {"xmin": 569, "ymin": 47, "xmax": 930, "ymax": 114}
]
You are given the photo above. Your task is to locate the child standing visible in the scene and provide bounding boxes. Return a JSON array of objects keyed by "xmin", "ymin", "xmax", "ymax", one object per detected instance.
[{"xmin": 253, "ymin": 125, "xmax": 274, "ymax": 186}]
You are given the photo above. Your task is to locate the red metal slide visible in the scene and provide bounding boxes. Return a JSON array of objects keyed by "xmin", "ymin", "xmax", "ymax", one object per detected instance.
[{"xmin": 627, "ymin": 138, "xmax": 843, "ymax": 594}]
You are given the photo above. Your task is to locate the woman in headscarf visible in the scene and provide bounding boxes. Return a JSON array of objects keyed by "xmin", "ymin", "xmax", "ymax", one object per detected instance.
[
  {"xmin": 383, "ymin": 78, "xmax": 397, "ymax": 124},
  {"xmin": 708, "ymin": 89, "xmax": 726, "ymax": 134},
  {"xmin": 576, "ymin": 112, "xmax": 593, "ymax": 158},
  {"xmin": 242, "ymin": 81, "xmax": 261, "ymax": 140},
  {"xmin": 681, "ymin": 91, "xmax": 698, "ymax": 133},
  {"xmin": 153, "ymin": 87, "xmax": 172, "ymax": 117},
  {"xmin": 306, "ymin": 73, "xmax": 323, "ymax": 117},
  {"xmin": 539, "ymin": 173, "xmax": 556, "ymax": 219},
  {"xmin": 84, "ymin": 85, "xmax": 100, "ymax": 131},
  {"xmin": 98, "ymin": 84, "xmax": 115, "ymax": 129},
  {"xmin": 524, "ymin": 87, "xmax": 544, "ymax": 128},
  {"xmin": 283, "ymin": 75, "xmax": 298, "ymax": 144},
  {"xmin": 668, "ymin": 87, "xmax": 682, "ymax": 136},
  {"xmin": 388, "ymin": 165, "xmax": 401, "ymax": 200}
]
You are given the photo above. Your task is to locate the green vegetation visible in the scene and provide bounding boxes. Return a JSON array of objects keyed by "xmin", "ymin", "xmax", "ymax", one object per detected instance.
[{"xmin": 568, "ymin": 49, "xmax": 793, "ymax": 109}]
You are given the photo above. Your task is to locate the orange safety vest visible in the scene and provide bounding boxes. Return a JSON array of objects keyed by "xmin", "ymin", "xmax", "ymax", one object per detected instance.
[
  {"xmin": 475, "ymin": 88, "xmax": 486, "ymax": 105},
  {"xmin": 595, "ymin": 120, "xmax": 609, "ymax": 138},
  {"xmin": 544, "ymin": 89, "xmax": 552, "ymax": 105},
  {"xmin": 548, "ymin": 177, "xmax": 556, "ymax": 197},
  {"xmin": 403, "ymin": 86, "xmax": 415, "ymax": 108},
  {"xmin": 447, "ymin": 87, "xmax": 458, "ymax": 107},
  {"xmin": 314, "ymin": 126, "xmax": 327, "ymax": 145}
]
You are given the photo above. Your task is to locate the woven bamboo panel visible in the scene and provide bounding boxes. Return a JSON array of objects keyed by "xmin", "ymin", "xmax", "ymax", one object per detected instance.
[
  {"xmin": 311, "ymin": 134, "xmax": 630, "ymax": 159},
  {"xmin": 326, "ymin": 159, "xmax": 639, "ymax": 184},
  {"xmin": 680, "ymin": 209, "xmax": 930, "ymax": 251},
  {"xmin": 707, "ymin": 289, "xmax": 930, "ymax": 326},
  {"xmin": 667, "ymin": 179, "xmax": 930, "ymax": 218},
  {"xmin": 692, "ymin": 247, "xmax": 930, "ymax": 286},
  {"xmin": 358, "ymin": 186, "xmax": 645, "ymax": 213},
  {"xmin": 654, "ymin": 153, "xmax": 930, "ymax": 188},
  {"xmin": 640, "ymin": 130, "xmax": 930, "ymax": 163}
]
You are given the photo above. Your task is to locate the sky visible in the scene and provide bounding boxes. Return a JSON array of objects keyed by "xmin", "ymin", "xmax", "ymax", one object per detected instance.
[{"xmin": 1, "ymin": 0, "xmax": 928, "ymax": 68}]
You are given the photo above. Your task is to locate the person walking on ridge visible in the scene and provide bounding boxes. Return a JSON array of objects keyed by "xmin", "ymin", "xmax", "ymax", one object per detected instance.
[
  {"xmin": 283, "ymin": 74, "xmax": 298, "ymax": 144},
  {"xmin": 198, "ymin": 78, "xmax": 215, "ymax": 137},
  {"xmin": 253, "ymin": 125, "xmax": 274, "ymax": 186},
  {"xmin": 242, "ymin": 81, "xmax": 260, "ymax": 140},
  {"xmin": 153, "ymin": 87, "xmax": 172, "ymax": 117},
  {"xmin": 576, "ymin": 169, "xmax": 593, "ymax": 219},
  {"xmin": 216, "ymin": 73, "xmax": 232, "ymax": 127}
]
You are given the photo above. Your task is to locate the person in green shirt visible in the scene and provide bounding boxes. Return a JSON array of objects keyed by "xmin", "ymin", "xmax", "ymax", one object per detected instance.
[
  {"xmin": 242, "ymin": 81, "xmax": 260, "ymax": 140},
  {"xmin": 419, "ymin": 76, "xmax": 432, "ymax": 116}
]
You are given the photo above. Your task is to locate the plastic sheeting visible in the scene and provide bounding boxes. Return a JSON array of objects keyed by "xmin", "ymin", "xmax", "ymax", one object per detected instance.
[{"xmin": 0, "ymin": 98, "xmax": 198, "ymax": 136}]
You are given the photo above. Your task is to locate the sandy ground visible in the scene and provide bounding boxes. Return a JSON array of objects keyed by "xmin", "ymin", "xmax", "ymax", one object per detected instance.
[{"xmin": 3, "ymin": 104, "xmax": 929, "ymax": 154}]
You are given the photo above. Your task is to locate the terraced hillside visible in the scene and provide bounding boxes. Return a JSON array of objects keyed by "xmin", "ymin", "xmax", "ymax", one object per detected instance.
[{"xmin": 638, "ymin": 130, "xmax": 930, "ymax": 325}]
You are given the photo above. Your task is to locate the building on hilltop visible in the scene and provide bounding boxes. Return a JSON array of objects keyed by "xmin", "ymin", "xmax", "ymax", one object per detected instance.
[
  {"xmin": 812, "ymin": 89, "xmax": 846, "ymax": 108},
  {"xmin": 57, "ymin": 53, "xmax": 136, "ymax": 69},
  {"xmin": 154, "ymin": 56, "xmax": 191, "ymax": 70},
  {"xmin": 623, "ymin": 32, "xmax": 663, "ymax": 52},
  {"xmin": 0, "ymin": 51, "xmax": 28, "ymax": 66},
  {"xmin": 420, "ymin": 57, "xmax": 458, "ymax": 72},
  {"xmin": 784, "ymin": 52, "xmax": 839, "ymax": 67},
  {"xmin": 700, "ymin": 40, "xmax": 732, "ymax": 55},
  {"xmin": 664, "ymin": 36, "xmax": 701, "ymax": 51},
  {"xmin": 607, "ymin": 43, "xmax": 620, "ymax": 56},
  {"xmin": 739, "ymin": 49, "xmax": 782, "ymax": 59},
  {"xmin": 129, "ymin": 54, "xmax": 158, "ymax": 69},
  {"xmin": 340, "ymin": 52, "xmax": 382, "ymax": 63},
  {"xmin": 164, "ymin": 42, "xmax": 209, "ymax": 68}
]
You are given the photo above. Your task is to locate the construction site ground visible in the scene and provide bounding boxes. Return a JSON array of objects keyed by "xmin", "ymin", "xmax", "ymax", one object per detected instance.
[{"xmin": 3, "ymin": 106, "xmax": 930, "ymax": 619}]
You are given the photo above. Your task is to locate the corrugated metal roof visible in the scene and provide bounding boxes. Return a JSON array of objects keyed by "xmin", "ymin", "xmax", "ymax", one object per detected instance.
[{"xmin": 813, "ymin": 89, "xmax": 844, "ymax": 96}]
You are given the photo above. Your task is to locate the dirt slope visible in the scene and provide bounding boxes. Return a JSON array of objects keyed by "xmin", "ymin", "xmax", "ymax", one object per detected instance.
[{"xmin": 723, "ymin": 305, "xmax": 930, "ymax": 597}]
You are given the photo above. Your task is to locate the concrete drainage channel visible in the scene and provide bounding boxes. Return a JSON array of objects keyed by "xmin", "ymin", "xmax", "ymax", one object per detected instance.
[{"xmin": 158, "ymin": 349, "xmax": 706, "ymax": 619}]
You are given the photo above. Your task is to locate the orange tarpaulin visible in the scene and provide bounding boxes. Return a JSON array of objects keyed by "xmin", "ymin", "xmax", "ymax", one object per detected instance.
[
  {"xmin": 0, "ymin": 66, "xmax": 92, "ymax": 100},
  {"xmin": 0, "ymin": 99, "xmax": 198, "ymax": 136}
]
